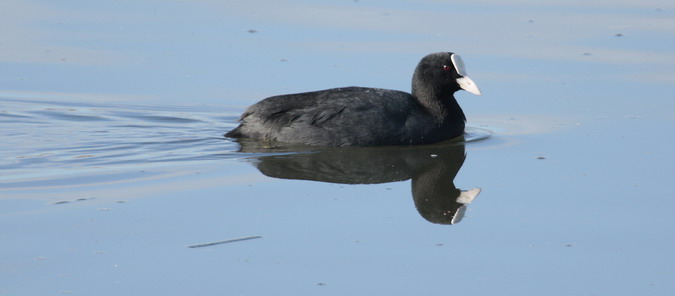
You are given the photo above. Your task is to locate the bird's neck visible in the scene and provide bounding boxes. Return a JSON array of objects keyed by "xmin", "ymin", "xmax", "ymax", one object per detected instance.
[{"xmin": 412, "ymin": 86, "xmax": 465, "ymax": 124}]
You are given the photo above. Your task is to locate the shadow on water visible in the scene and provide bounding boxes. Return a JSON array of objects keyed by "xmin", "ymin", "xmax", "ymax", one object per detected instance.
[{"xmin": 233, "ymin": 134, "xmax": 487, "ymax": 225}]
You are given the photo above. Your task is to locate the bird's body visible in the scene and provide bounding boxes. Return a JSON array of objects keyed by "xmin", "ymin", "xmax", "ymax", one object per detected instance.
[{"xmin": 225, "ymin": 52, "xmax": 481, "ymax": 147}]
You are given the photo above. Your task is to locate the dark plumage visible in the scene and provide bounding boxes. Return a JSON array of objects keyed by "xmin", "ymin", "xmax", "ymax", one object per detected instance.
[{"xmin": 225, "ymin": 52, "xmax": 481, "ymax": 146}]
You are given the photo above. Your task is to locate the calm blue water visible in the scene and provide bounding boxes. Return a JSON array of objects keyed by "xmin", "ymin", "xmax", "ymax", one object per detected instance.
[{"xmin": 2, "ymin": 1, "xmax": 675, "ymax": 295}]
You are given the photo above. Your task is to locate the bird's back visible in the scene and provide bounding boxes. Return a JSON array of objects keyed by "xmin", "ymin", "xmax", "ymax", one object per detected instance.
[{"xmin": 227, "ymin": 87, "xmax": 426, "ymax": 146}]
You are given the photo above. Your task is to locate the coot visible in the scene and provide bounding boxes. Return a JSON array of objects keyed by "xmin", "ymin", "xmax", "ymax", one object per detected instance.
[{"xmin": 225, "ymin": 52, "xmax": 481, "ymax": 146}]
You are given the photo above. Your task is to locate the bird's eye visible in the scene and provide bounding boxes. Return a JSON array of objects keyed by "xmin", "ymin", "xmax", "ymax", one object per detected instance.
[{"xmin": 442, "ymin": 65, "xmax": 451, "ymax": 71}]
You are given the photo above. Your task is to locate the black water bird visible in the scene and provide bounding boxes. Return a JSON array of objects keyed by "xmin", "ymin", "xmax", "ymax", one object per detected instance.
[{"xmin": 225, "ymin": 52, "xmax": 481, "ymax": 146}]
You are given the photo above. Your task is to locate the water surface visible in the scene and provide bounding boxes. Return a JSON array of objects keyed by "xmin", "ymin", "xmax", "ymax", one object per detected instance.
[{"xmin": 2, "ymin": 1, "xmax": 675, "ymax": 295}]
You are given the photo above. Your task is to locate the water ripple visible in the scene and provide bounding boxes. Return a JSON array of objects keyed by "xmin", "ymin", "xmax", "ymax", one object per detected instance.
[
  {"xmin": 0, "ymin": 96, "xmax": 240, "ymax": 184},
  {"xmin": 29, "ymin": 109, "xmax": 112, "ymax": 122}
]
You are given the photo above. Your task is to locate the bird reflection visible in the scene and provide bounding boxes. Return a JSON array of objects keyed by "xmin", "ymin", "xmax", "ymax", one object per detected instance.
[{"xmin": 235, "ymin": 138, "xmax": 481, "ymax": 225}]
